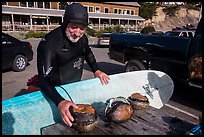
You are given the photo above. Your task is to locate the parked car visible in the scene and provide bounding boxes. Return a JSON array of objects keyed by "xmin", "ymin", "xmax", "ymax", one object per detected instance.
[
  {"xmin": 126, "ymin": 31, "xmax": 141, "ymax": 35},
  {"xmin": 97, "ymin": 33, "xmax": 111, "ymax": 47},
  {"xmin": 108, "ymin": 17, "xmax": 202, "ymax": 89},
  {"xmin": 2, "ymin": 32, "xmax": 33, "ymax": 72},
  {"xmin": 164, "ymin": 30, "xmax": 195, "ymax": 37}
]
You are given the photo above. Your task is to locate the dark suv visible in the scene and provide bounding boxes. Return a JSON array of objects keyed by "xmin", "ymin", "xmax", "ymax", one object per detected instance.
[{"xmin": 2, "ymin": 32, "xmax": 33, "ymax": 72}]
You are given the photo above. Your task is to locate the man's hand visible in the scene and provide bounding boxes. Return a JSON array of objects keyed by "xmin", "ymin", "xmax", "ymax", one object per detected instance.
[
  {"xmin": 58, "ymin": 100, "xmax": 78, "ymax": 127},
  {"xmin": 94, "ymin": 70, "xmax": 110, "ymax": 85}
]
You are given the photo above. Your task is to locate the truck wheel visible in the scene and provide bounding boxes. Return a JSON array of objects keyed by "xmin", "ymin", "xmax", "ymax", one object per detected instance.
[
  {"xmin": 125, "ymin": 60, "xmax": 146, "ymax": 72},
  {"xmin": 12, "ymin": 55, "xmax": 27, "ymax": 72}
]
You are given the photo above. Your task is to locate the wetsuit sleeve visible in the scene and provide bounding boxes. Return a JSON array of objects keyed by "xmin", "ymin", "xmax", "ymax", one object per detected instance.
[
  {"xmin": 37, "ymin": 39, "xmax": 64, "ymax": 107},
  {"xmin": 84, "ymin": 36, "xmax": 99, "ymax": 73}
]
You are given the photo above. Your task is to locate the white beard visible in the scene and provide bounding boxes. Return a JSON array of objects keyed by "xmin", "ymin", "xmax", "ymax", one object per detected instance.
[{"xmin": 66, "ymin": 31, "xmax": 84, "ymax": 43}]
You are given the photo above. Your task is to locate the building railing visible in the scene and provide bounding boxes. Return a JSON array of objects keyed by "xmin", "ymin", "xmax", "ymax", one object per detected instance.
[
  {"xmin": 2, "ymin": 25, "xmax": 60, "ymax": 32},
  {"xmin": 2, "ymin": 24, "xmax": 139, "ymax": 32}
]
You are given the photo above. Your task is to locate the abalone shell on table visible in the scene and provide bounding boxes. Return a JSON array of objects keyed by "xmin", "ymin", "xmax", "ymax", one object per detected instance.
[
  {"xmin": 105, "ymin": 97, "xmax": 134, "ymax": 123},
  {"xmin": 70, "ymin": 104, "xmax": 99, "ymax": 133}
]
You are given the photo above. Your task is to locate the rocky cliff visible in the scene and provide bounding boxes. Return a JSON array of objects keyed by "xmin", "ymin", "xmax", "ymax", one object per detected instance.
[{"xmin": 139, "ymin": 6, "xmax": 201, "ymax": 31}]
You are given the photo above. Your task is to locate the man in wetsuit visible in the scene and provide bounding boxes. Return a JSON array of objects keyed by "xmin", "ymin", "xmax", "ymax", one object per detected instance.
[{"xmin": 37, "ymin": 3, "xmax": 110, "ymax": 127}]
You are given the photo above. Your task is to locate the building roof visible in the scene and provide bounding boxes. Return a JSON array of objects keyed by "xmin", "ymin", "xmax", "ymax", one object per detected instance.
[
  {"xmin": 2, "ymin": 6, "xmax": 64, "ymax": 17},
  {"xmin": 103, "ymin": 2, "xmax": 140, "ymax": 7},
  {"xmin": 2, "ymin": 6, "xmax": 145, "ymax": 21}
]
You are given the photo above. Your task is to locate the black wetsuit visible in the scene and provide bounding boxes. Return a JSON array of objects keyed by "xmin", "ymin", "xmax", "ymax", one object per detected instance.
[{"xmin": 37, "ymin": 26, "xmax": 99, "ymax": 106}]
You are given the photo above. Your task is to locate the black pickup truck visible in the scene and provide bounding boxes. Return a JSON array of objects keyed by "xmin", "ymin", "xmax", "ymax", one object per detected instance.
[{"xmin": 108, "ymin": 17, "xmax": 202, "ymax": 89}]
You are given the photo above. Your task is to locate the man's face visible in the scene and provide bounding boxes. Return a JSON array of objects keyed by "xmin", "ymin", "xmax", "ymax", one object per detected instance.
[{"xmin": 66, "ymin": 23, "xmax": 86, "ymax": 43}]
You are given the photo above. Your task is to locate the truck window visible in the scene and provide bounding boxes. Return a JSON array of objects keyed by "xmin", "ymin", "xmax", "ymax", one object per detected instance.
[
  {"xmin": 181, "ymin": 32, "xmax": 187, "ymax": 37},
  {"xmin": 164, "ymin": 31, "xmax": 180, "ymax": 36},
  {"xmin": 188, "ymin": 32, "xmax": 193, "ymax": 37}
]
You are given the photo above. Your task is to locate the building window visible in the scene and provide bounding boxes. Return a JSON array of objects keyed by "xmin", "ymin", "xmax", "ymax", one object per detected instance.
[
  {"xmin": 127, "ymin": 10, "xmax": 130, "ymax": 15},
  {"xmin": 89, "ymin": 6, "xmax": 94, "ymax": 12},
  {"xmin": 2, "ymin": 15, "xmax": 10, "ymax": 25},
  {"xmin": 95, "ymin": 6, "xmax": 100, "ymax": 13},
  {"xmin": 123, "ymin": 10, "xmax": 127, "ymax": 14},
  {"xmin": 84, "ymin": 5, "xmax": 88, "ymax": 12},
  {"xmin": 20, "ymin": 2, "xmax": 27, "ymax": 7},
  {"xmin": 2, "ymin": 2, "xmax": 7, "ymax": 5},
  {"xmin": 37, "ymin": 2, "xmax": 43, "ymax": 8},
  {"xmin": 45, "ymin": 2, "xmax": 50, "ymax": 9},
  {"xmin": 28, "ymin": 2, "xmax": 34, "ymax": 8},
  {"xmin": 104, "ymin": 7, "xmax": 109, "ymax": 13},
  {"xmin": 59, "ymin": 2, "xmax": 68, "ymax": 10},
  {"xmin": 118, "ymin": 9, "xmax": 122, "ymax": 14},
  {"xmin": 131, "ymin": 10, "xmax": 135, "ymax": 15},
  {"xmin": 20, "ymin": 17, "xmax": 29, "ymax": 25},
  {"xmin": 114, "ymin": 9, "xmax": 117, "ymax": 14},
  {"xmin": 20, "ymin": 2, "xmax": 35, "ymax": 8}
]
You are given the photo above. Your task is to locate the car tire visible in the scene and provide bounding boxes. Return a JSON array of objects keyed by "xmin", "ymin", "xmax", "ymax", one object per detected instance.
[
  {"xmin": 12, "ymin": 55, "xmax": 27, "ymax": 72},
  {"xmin": 125, "ymin": 60, "xmax": 147, "ymax": 72}
]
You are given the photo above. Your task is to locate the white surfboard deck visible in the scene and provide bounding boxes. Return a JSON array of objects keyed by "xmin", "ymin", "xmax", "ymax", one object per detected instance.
[{"xmin": 58, "ymin": 70, "xmax": 174, "ymax": 109}]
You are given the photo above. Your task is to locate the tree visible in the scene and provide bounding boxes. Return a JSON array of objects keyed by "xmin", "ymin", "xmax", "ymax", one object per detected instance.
[
  {"xmin": 138, "ymin": 2, "xmax": 158, "ymax": 20},
  {"xmin": 140, "ymin": 26, "xmax": 155, "ymax": 34}
]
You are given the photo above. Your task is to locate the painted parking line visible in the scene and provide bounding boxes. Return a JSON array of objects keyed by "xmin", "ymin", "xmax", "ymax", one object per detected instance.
[{"xmin": 165, "ymin": 103, "xmax": 199, "ymax": 119}]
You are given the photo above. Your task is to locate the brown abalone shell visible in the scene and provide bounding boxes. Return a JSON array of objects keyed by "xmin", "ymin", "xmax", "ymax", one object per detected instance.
[
  {"xmin": 105, "ymin": 97, "xmax": 134, "ymax": 123},
  {"xmin": 70, "ymin": 104, "xmax": 99, "ymax": 133},
  {"xmin": 128, "ymin": 93, "xmax": 149, "ymax": 110}
]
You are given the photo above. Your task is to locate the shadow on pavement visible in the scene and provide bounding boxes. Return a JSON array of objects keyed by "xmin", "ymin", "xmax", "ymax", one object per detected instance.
[{"xmin": 83, "ymin": 61, "xmax": 125, "ymax": 75}]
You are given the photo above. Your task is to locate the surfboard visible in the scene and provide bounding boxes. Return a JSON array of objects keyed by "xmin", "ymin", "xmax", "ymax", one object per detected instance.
[{"xmin": 2, "ymin": 70, "xmax": 174, "ymax": 135}]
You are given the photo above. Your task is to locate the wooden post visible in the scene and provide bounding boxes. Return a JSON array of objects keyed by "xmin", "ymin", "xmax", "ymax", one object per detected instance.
[
  {"xmin": 127, "ymin": 19, "xmax": 129, "ymax": 31},
  {"xmin": 135, "ymin": 20, "xmax": 137, "ymax": 31},
  {"xmin": 11, "ymin": 14, "xmax": 15, "ymax": 32},
  {"xmin": 99, "ymin": 18, "xmax": 100, "ymax": 31},
  {"xmin": 47, "ymin": 16, "xmax": 49, "ymax": 32},
  {"xmin": 30, "ymin": 14, "xmax": 33, "ymax": 31}
]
